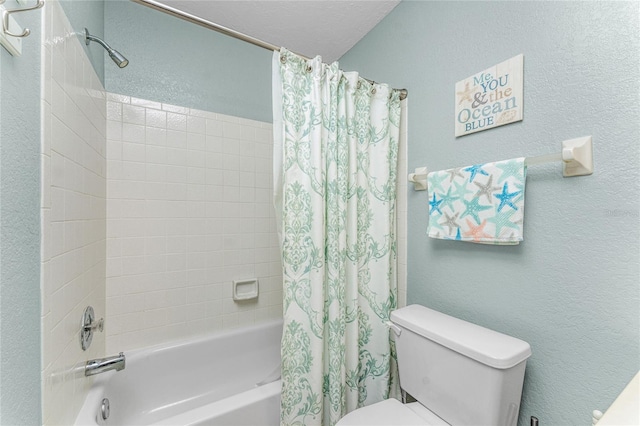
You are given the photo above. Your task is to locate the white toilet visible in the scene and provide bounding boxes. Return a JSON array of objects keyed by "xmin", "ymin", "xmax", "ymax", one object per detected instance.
[{"xmin": 337, "ymin": 304, "xmax": 532, "ymax": 426}]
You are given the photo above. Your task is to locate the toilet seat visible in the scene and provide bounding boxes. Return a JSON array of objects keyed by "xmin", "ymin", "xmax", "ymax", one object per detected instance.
[{"xmin": 335, "ymin": 399, "xmax": 449, "ymax": 426}]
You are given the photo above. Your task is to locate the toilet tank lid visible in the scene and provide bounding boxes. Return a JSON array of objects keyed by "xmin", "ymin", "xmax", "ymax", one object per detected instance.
[{"xmin": 391, "ymin": 305, "xmax": 532, "ymax": 369}]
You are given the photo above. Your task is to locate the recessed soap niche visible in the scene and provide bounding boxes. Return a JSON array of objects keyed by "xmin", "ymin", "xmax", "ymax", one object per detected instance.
[{"xmin": 233, "ymin": 279, "xmax": 259, "ymax": 302}]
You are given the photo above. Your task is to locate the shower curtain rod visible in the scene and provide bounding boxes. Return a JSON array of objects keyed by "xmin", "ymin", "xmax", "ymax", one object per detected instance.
[{"xmin": 130, "ymin": 0, "xmax": 408, "ymax": 100}]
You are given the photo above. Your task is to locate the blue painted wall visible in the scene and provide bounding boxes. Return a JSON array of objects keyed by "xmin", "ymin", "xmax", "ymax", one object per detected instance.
[
  {"xmin": 104, "ymin": 1, "xmax": 272, "ymax": 122},
  {"xmin": 0, "ymin": 1, "xmax": 42, "ymax": 423},
  {"xmin": 340, "ymin": 1, "xmax": 639, "ymax": 425},
  {"xmin": 59, "ymin": 0, "xmax": 105, "ymax": 83}
]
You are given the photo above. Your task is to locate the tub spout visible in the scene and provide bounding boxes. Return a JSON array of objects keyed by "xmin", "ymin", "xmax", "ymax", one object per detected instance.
[{"xmin": 85, "ymin": 352, "xmax": 126, "ymax": 376}]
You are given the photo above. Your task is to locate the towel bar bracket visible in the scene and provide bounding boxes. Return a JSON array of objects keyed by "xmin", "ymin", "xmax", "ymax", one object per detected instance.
[
  {"xmin": 561, "ymin": 136, "xmax": 593, "ymax": 177},
  {"xmin": 408, "ymin": 167, "xmax": 428, "ymax": 191}
]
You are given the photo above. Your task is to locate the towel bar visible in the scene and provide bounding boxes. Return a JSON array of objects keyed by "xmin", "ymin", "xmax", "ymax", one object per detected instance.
[{"xmin": 408, "ymin": 135, "xmax": 593, "ymax": 190}]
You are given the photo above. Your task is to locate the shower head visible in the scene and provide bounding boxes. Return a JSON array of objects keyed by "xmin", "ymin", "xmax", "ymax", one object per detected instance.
[{"xmin": 84, "ymin": 28, "xmax": 129, "ymax": 68}]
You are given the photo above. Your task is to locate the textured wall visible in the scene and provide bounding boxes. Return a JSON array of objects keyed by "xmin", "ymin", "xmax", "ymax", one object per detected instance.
[
  {"xmin": 0, "ymin": 0, "xmax": 42, "ymax": 424},
  {"xmin": 340, "ymin": 1, "xmax": 639, "ymax": 425},
  {"xmin": 104, "ymin": 1, "xmax": 272, "ymax": 123}
]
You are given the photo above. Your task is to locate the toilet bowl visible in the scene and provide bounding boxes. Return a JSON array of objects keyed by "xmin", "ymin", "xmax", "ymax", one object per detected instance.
[
  {"xmin": 336, "ymin": 305, "xmax": 531, "ymax": 426},
  {"xmin": 337, "ymin": 398, "xmax": 448, "ymax": 425}
]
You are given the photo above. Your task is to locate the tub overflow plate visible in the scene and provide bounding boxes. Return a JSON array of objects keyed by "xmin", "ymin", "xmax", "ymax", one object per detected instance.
[{"xmin": 101, "ymin": 398, "xmax": 110, "ymax": 420}]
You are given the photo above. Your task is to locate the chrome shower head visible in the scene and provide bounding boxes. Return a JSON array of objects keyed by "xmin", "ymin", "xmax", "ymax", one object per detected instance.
[
  {"xmin": 108, "ymin": 49, "xmax": 129, "ymax": 69},
  {"xmin": 84, "ymin": 28, "xmax": 129, "ymax": 68}
]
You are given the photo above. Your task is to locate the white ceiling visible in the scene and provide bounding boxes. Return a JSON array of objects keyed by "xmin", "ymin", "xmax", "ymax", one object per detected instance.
[{"xmin": 157, "ymin": 1, "xmax": 401, "ymax": 62}]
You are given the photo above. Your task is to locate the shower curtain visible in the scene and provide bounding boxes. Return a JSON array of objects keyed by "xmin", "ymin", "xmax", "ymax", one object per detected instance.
[{"xmin": 273, "ymin": 48, "xmax": 401, "ymax": 426}]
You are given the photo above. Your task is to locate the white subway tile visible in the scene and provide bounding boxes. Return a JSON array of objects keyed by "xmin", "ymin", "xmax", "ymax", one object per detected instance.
[
  {"xmin": 106, "ymin": 101, "xmax": 122, "ymax": 121},
  {"xmin": 167, "ymin": 113, "xmax": 187, "ymax": 131},
  {"xmin": 146, "ymin": 145, "xmax": 167, "ymax": 165},
  {"xmin": 122, "ymin": 142, "xmax": 145, "ymax": 162},
  {"xmin": 205, "ymin": 136, "xmax": 224, "ymax": 153},
  {"xmin": 187, "ymin": 115, "xmax": 206, "ymax": 134},
  {"xmin": 187, "ymin": 132, "xmax": 206, "ymax": 152},
  {"xmin": 146, "ymin": 127, "xmax": 167, "ymax": 146},
  {"xmin": 165, "ymin": 184, "xmax": 187, "ymax": 201},
  {"xmin": 166, "ymin": 148, "xmax": 187, "ymax": 166},
  {"xmin": 205, "ymin": 119, "xmax": 223, "ymax": 137},
  {"xmin": 107, "ymin": 140, "xmax": 123, "ymax": 161},
  {"xmin": 122, "ymin": 104, "xmax": 146, "ymax": 125},
  {"xmin": 187, "ymin": 167, "xmax": 206, "ymax": 185},
  {"xmin": 255, "ymin": 128, "xmax": 272, "ymax": 144},
  {"xmin": 122, "ymin": 161, "xmax": 146, "ymax": 181},
  {"xmin": 146, "ymin": 109, "xmax": 167, "ymax": 129},
  {"xmin": 107, "ymin": 120, "xmax": 122, "ymax": 140},
  {"xmin": 122, "ymin": 123, "xmax": 146, "ymax": 144}
]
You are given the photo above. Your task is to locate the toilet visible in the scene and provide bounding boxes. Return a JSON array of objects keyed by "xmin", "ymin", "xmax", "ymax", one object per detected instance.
[{"xmin": 337, "ymin": 304, "xmax": 532, "ymax": 426}]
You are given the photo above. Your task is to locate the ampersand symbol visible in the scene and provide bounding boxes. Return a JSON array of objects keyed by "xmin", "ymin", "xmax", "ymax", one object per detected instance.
[{"xmin": 471, "ymin": 92, "xmax": 488, "ymax": 108}]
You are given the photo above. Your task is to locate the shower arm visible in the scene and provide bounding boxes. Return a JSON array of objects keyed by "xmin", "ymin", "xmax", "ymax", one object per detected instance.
[
  {"xmin": 84, "ymin": 28, "xmax": 129, "ymax": 68},
  {"xmin": 85, "ymin": 29, "xmax": 114, "ymax": 52}
]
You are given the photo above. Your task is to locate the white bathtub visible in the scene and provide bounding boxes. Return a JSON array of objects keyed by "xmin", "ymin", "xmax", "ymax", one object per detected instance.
[{"xmin": 75, "ymin": 320, "xmax": 283, "ymax": 426}]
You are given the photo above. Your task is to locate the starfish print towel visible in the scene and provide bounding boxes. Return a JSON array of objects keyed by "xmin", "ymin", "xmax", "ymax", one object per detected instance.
[{"xmin": 427, "ymin": 158, "xmax": 527, "ymax": 245}]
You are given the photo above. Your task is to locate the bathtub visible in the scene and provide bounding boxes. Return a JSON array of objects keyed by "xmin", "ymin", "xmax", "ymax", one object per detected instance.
[{"xmin": 75, "ymin": 320, "xmax": 283, "ymax": 426}]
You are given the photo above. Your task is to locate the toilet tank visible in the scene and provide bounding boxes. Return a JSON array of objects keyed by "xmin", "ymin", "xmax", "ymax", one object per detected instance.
[{"xmin": 391, "ymin": 305, "xmax": 531, "ymax": 426}]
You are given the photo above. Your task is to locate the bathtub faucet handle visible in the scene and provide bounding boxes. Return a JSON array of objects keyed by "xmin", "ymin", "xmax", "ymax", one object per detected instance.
[
  {"xmin": 80, "ymin": 305, "xmax": 104, "ymax": 351},
  {"xmin": 84, "ymin": 317, "xmax": 104, "ymax": 333}
]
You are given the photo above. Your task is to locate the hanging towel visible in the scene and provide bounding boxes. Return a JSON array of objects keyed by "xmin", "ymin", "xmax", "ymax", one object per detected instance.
[{"xmin": 427, "ymin": 157, "xmax": 527, "ymax": 245}]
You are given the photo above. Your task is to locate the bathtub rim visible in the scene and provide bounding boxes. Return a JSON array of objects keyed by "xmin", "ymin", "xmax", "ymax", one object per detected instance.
[
  {"xmin": 153, "ymin": 379, "xmax": 282, "ymax": 426},
  {"xmin": 122, "ymin": 318, "xmax": 284, "ymax": 363},
  {"xmin": 74, "ymin": 319, "xmax": 284, "ymax": 426}
]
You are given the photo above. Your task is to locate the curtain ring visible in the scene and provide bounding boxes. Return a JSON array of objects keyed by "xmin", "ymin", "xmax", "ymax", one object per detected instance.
[
  {"xmin": 357, "ymin": 81, "xmax": 362, "ymax": 89},
  {"xmin": 371, "ymin": 87, "xmax": 377, "ymax": 95},
  {"xmin": 306, "ymin": 64, "xmax": 312, "ymax": 73},
  {"xmin": 280, "ymin": 54, "xmax": 286, "ymax": 64}
]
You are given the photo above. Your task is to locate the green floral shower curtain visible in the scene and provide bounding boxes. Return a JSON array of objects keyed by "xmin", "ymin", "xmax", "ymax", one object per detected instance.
[{"xmin": 273, "ymin": 49, "xmax": 401, "ymax": 426}]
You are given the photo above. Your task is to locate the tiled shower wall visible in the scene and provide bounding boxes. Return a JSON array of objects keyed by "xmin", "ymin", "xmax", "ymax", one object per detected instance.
[
  {"xmin": 40, "ymin": 1, "xmax": 107, "ymax": 424},
  {"xmin": 104, "ymin": 96, "xmax": 283, "ymax": 352}
]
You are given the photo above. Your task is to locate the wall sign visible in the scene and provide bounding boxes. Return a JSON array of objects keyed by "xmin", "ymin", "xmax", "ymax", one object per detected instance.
[{"xmin": 455, "ymin": 54, "xmax": 524, "ymax": 137}]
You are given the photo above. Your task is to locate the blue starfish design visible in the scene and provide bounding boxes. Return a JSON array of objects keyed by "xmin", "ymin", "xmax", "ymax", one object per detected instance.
[
  {"xmin": 429, "ymin": 193, "xmax": 444, "ymax": 215},
  {"xmin": 439, "ymin": 186, "xmax": 460, "ymax": 212},
  {"xmin": 460, "ymin": 197, "xmax": 492, "ymax": 224},
  {"xmin": 496, "ymin": 159, "xmax": 526, "ymax": 185},
  {"xmin": 494, "ymin": 182, "xmax": 522, "ymax": 212},
  {"xmin": 428, "ymin": 172, "xmax": 447, "ymax": 193},
  {"xmin": 463, "ymin": 164, "xmax": 489, "ymax": 183}
]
